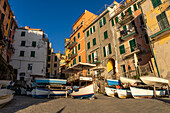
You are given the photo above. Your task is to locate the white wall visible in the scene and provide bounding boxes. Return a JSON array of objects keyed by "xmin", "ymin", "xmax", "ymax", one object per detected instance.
[{"xmin": 10, "ymin": 28, "xmax": 48, "ymax": 82}]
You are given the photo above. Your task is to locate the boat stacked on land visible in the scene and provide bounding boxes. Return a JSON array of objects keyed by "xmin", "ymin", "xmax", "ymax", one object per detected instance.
[{"xmin": 32, "ymin": 78, "xmax": 67, "ymax": 98}]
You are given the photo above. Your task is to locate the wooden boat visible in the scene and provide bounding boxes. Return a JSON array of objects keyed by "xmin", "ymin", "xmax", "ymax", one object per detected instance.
[
  {"xmin": 70, "ymin": 84, "xmax": 94, "ymax": 99},
  {"xmin": 0, "ymin": 89, "xmax": 14, "ymax": 107},
  {"xmin": 35, "ymin": 78, "xmax": 67, "ymax": 85},
  {"xmin": 116, "ymin": 89, "xmax": 131, "ymax": 99},
  {"xmin": 120, "ymin": 77, "xmax": 141, "ymax": 85},
  {"xmin": 35, "ymin": 88, "xmax": 67, "ymax": 98},
  {"xmin": 130, "ymin": 87, "xmax": 166, "ymax": 99},
  {"xmin": 140, "ymin": 76, "xmax": 169, "ymax": 86},
  {"xmin": 105, "ymin": 87, "xmax": 117, "ymax": 97},
  {"xmin": 106, "ymin": 79, "xmax": 121, "ymax": 86}
]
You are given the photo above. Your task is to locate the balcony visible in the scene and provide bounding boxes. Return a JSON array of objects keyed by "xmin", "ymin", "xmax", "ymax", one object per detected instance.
[
  {"xmin": 70, "ymin": 53, "xmax": 78, "ymax": 59},
  {"xmin": 120, "ymin": 27, "xmax": 137, "ymax": 40},
  {"xmin": 122, "ymin": 44, "xmax": 141, "ymax": 59},
  {"xmin": 68, "ymin": 41, "xmax": 78, "ymax": 49},
  {"xmin": 118, "ymin": 12, "xmax": 134, "ymax": 25}
]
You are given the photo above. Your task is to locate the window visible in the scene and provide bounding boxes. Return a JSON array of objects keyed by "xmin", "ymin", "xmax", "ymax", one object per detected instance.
[
  {"xmin": 103, "ymin": 46, "xmax": 106, "ymax": 57},
  {"xmin": 111, "ymin": 19, "xmax": 115, "ymax": 26},
  {"xmin": 93, "ymin": 26, "xmax": 95, "ymax": 32},
  {"xmin": 20, "ymin": 73, "xmax": 25, "ymax": 81},
  {"xmin": 156, "ymin": 12, "xmax": 169, "ymax": 30},
  {"xmin": 88, "ymin": 54, "xmax": 91, "ymax": 63},
  {"xmin": 119, "ymin": 45, "xmax": 125, "ymax": 54},
  {"xmin": 108, "ymin": 43, "xmax": 112, "ymax": 54},
  {"xmin": 129, "ymin": 39, "xmax": 136, "ymax": 52},
  {"xmin": 21, "ymin": 41, "xmax": 26, "ymax": 46},
  {"xmin": 78, "ymin": 43, "xmax": 80, "ymax": 50},
  {"xmin": 54, "ymin": 64, "xmax": 57, "ymax": 67},
  {"xmin": 99, "ymin": 20, "xmax": 103, "ymax": 27},
  {"xmin": 55, "ymin": 56, "xmax": 57, "ymax": 61},
  {"xmin": 128, "ymin": 7, "xmax": 132, "ymax": 15},
  {"xmin": 92, "ymin": 53, "xmax": 94, "ymax": 62},
  {"xmin": 3, "ymin": 2, "xmax": 6, "ymax": 11},
  {"xmin": 133, "ymin": 4, "xmax": 138, "ymax": 11},
  {"xmin": 93, "ymin": 38, "xmax": 96, "ymax": 46},
  {"xmin": 104, "ymin": 31, "xmax": 108, "ymax": 39},
  {"xmin": 115, "ymin": 17, "xmax": 118, "ymax": 23},
  {"xmin": 78, "ymin": 32, "xmax": 80, "ymax": 39},
  {"xmin": 20, "ymin": 51, "xmax": 25, "ymax": 56},
  {"xmin": 121, "ymin": 12, "xmax": 124, "ymax": 18},
  {"xmin": 87, "ymin": 42, "xmax": 90, "ymax": 49},
  {"xmin": 103, "ymin": 17, "xmax": 106, "ymax": 25},
  {"xmin": 48, "ymin": 50, "xmax": 51, "ymax": 55},
  {"xmin": 1, "ymin": 13, "xmax": 5, "ymax": 23},
  {"xmin": 32, "ymin": 41, "xmax": 36, "ymax": 47},
  {"xmin": 78, "ymin": 55, "xmax": 81, "ymax": 62},
  {"xmin": 21, "ymin": 31, "xmax": 25, "ymax": 36},
  {"xmin": 73, "ymin": 58, "xmax": 76, "ymax": 65},
  {"xmin": 48, "ymin": 56, "xmax": 51, "ymax": 61},
  {"xmin": 28, "ymin": 64, "xmax": 32, "ymax": 71},
  {"xmin": 90, "ymin": 26, "xmax": 95, "ymax": 34},
  {"xmin": 74, "ymin": 36, "xmax": 76, "ymax": 42},
  {"xmin": 151, "ymin": 0, "xmax": 162, "ymax": 8},
  {"xmin": 48, "ymin": 64, "xmax": 50, "ymax": 67},
  {"xmin": 30, "ymin": 51, "xmax": 35, "ymax": 57},
  {"xmin": 144, "ymin": 34, "xmax": 149, "ymax": 44},
  {"xmin": 90, "ymin": 28, "xmax": 93, "ymax": 34},
  {"xmin": 87, "ymin": 30, "xmax": 89, "ymax": 37}
]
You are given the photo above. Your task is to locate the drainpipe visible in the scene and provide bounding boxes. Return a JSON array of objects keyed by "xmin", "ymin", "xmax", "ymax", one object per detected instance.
[{"xmin": 140, "ymin": 7, "xmax": 161, "ymax": 77}]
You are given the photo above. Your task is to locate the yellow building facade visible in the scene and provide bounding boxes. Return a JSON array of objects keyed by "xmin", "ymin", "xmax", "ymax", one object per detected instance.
[{"xmin": 141, "ymin": 0, "xmax": 170, "ymax": 79}]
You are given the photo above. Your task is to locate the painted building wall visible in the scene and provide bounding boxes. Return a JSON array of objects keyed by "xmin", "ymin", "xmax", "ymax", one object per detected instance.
[
  {"xmin": 10, "ymin": 27, "xmax": 48, "ymax": 83},
  {"xmin": 141, "ymin": 0, "xmax": 170, "ymax": 79}
]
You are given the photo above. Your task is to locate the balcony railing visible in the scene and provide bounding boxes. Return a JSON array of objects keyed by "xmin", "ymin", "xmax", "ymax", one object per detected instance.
[
  {"xmin": 120, "ymin": 27, "xmax": 137, "ymax": 40},
  {"xmin": 68, "ymin": 41, "xmax": 78, "ymax": 49},
  {"xmin": 118, "ymin": 12, "xmax": 134, "ymax": 25},
  {"xmin": 70, "ymin": 53, "xmax": 78, "ymax": 59}
]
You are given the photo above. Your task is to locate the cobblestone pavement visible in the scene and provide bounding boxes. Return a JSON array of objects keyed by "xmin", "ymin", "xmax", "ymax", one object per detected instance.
[{"xmin": 0, "ymin": 94, "xmax": 170, "ymax": 113}]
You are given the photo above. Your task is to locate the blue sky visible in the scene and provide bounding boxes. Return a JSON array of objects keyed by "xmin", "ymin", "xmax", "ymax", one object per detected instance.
[{"xmin": 9, "ymin": 0, "xmax": 120, "ymax": 53}]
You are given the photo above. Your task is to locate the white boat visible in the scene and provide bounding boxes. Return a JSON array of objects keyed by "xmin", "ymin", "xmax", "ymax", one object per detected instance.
[
  {"xmin": 0, "ymin": 89, "xmax": 14, "ymax": 107},
  {"xmin": 105, "ymin": 87, "xmax": 117, "ymax": 97},
  {"xmin": 130, "ymin": 87, "xmax": 166, "ymax": 99},
  {"xmin": 140, "ymin": 76, "xmax": 169, "ymax": 86},
  {"xmin": 120, "ymin": 77, "xmax": 141, "ymax": 85},
  {"xmin": 70, "ymin": 84, "xmax": 94, "ymax": 99},
  {"xmin": 116, "ymin": 89, "xmax": 131, "ymax": 99},
  {"xmin": 35, "ymin": 88, "xmax": 67, "ymax": 98},
  {"xmin": 35, "ymin": 78, "xmax": 67, "ymax": 85},
  {"xmin": 106, "ymin": 79, "xmax": 121, "ymax": 86}
]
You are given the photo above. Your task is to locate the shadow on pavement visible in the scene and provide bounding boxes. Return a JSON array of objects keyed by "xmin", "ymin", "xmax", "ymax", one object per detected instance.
[
  {"xmin": 56, "ymin": 106, "xmax": 66, "ymax": 113},
  {"xmin": 154, "ymin": 98, "xmax": 170, "ymax": 104}
]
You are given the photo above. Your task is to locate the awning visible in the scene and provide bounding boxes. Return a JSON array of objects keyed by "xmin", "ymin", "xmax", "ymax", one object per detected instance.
[{"xmin": 63, "ymin": 62, "xmax": 96, "ymax": 74}]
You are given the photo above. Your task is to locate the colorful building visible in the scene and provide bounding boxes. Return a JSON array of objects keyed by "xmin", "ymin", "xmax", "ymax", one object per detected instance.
[{"xmin": 140, "ymin": 0, "xmax": 170, "ymax": 79}]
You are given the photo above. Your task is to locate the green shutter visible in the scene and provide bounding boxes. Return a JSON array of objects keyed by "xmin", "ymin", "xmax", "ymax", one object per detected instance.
[
  {"xmin": 87, "ymin": 42, "xmax": 90, "ymax": 49},
  {"xmin": 119, "ymin": 45, "xmax": 125, "ymax": 54},
  {"xmin": 99, "ymin": 20, "xmax": 102, "ymax": 27},
  {"xmin": 87, "ymin": 30, "xmax": 89, "ymax": 37},
  {"xmin": 31, "ymin": 51, "xmax": 35, "ymax": 57},
  {"xmin": 129, "ymin": 39, "xmax": 136, "ymax": 52},
  {"xmin": 121, "ymin": 12, "xmax": 124, "ymax": 18},
  {"xmin": 128, "ymin": 7, "xmax": 132, "ymax": 15},
  {"xmin": 78, "ymin": 43, "xmax": 80, "ymax": 50},
  {"xmin": 93, "ymin": 26, "xmax": 95, "ymax": 32},
  {"xmin": 111, "ymin": 19, "xmax": 114, "ymax": 26},
  {"xmin": 88, "ymin": 54, "xmax": 91, "ymax": 63},
  {"xmin": 123, "ymin": 25, "xmax": 127, "ymax": 31},
  {"xmin": 103, "ymin": 17, "xmax": 106, "ymax": 25},
  {"xmin": 78, "ymin": 32, "xmax": 80, "ymax": 39},
  {"xmin": 133, "ymin": 4, "xmax": 137, "ymax": 11},
  {"xmin": 20, "ymin": 51, "xmax": 24, "ymax": 56},
  {"xmin": 108, "ymin": 43, "xmax": 112, "ymax": 54},
  {"xmin": 104, "ymin": 31, "xmax": 108, "ymax": 39},
  {"xmin": 79, "ymin": 56, "xmax": 81, "ymax": 62},
  {"xmin": 103, "ymin": 47, "xmax": 106, "ymax": 57},
  {"xmin": 93, "ymin": 38, "xmax": 96, "ymax": 46},
  {"xmin": 73, "ymin": 58, "xmax": 76, "ymax": 65},
  {"xmin": 32, "ymin": 41, "xmax": 36, "ymax": 47},
  {"xmin": 92, "ymin": 53, "xmax": 94, "ymax": 62},
  {"xmin": 156, "ymin": 12, "xmax": 169, "ymax": 30},
  {"xmin": 115, "ymin": 17, "xmax": 118, "ymax": 23},
  {"xmin": 151, "ymin": 0, "xmax": 162, "ymax": 8},
  {"xmin": 90, "ymin": 28, "xmax": 92, "ymax": 34}
]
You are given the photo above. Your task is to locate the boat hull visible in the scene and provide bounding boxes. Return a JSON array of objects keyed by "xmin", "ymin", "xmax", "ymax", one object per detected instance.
[
  {"xmin": 107, "ymin": 79, "xmax": 121, "ymax": 86},
  {"xmin": 35, "ymin": 78, "xmax": 67, "ymax": 85},
  {"xmin": 105, "ymin": 87, "xmax": 117, "ymax": 97},
  {"xmin": 120, "ymin": 77, "xmax": 141, "ymax": 85},
  {"xmin": 130, "ymin": 87, "xmax": 166, "ymax": 99},
  {"xmin": 117, "ymin": 89, "xmax": 131, "ymax": 99},
  {"xmin": 71, "ymin": 84, "xmax": 94, "ymax": 99},
  {"xmin": 0, "ymin": 89, "xmax": 13, "ymax": 107},
  {"xmin": 35, "ymin": 88, "xmax": 67, "ymax": 98}
]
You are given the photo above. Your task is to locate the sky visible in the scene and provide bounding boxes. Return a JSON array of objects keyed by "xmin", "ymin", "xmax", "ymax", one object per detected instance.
[{"xmin": 9, "ymin": 0, "xmax": 121, "ymax": 53}]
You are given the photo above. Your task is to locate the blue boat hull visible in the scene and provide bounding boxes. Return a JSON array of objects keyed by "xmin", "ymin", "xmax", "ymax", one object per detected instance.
[{"xmin": 107, "ymin": 79, "xmax": 121, "ymax": 86}]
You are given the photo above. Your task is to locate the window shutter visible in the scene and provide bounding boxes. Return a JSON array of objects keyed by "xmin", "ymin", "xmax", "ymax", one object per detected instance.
[
  {"xmin": 108, "ymin": 43, "xmax": 112, "ymax": 54},
  {"xmin": 79, "ymin": 56, "xmax": 81, "ymax": 62},
  {"xmin": 88, "ymin": 54, "xmax": 91, "ymax": 63},
  {"xmin": 78, "ymin": 43, "xmax": 80, "ymax": 50},
  {"xmin": 128, "ymin": 7, "xmax": 132, "ymax": 15},
  {"xmin": 121, "ymin": 12, "xmax": 124, "ymax": 18},
  {"xmin": 93, "ymin": 26, "xmax": 95, "ymax": 32},
  {"xmin": 92, "ymin": 53, "xmax": 94, "ymax": 62},
  {"xmin": 123, "ymin": 25, "xmax": 127, "ymax": 31},
  {"xmin": 103, "ymin": 17, "xmax": 106, "ymax": 25},
  {"xmin": 87, "ymin": 42, "xmax": 90, "ymax": 49},
  {"xmin": 111, "ymin": 19, "xmax": 114, "ymax": 26},
  {"xmin": 119, "ymin": 45, "xmax": 125, "ymax": 54},
  {"xmin": 103, "ymin": 47, "xmax": 106, "ymax": 57},
  {"xmin": 129, "ymin": 39, "xmax": 136, "ymax": 52},
  {"xmin": 93, "ymin": 38, "xmax": 96, "ymax": 46},
  {"xmin": 99, "ymin": 20, "xmax": 102, "ymax": 27},
  {"xmin": 133, "ymin": 4, "xmax": 137, "ymax": 11},
  {"xmin": 78, "ymin": 32, "xmax": 80, "ymax": 39},
  {"xmin": 104, "ymin": 31, "xmax": 108, "ymax": 39},
  {"xmin": 87, "ymin": 30, "xmax": 89, "ymax": 37},
  {"xmin": 151, "ymin": 0, "xmax": 162, "ymax": 8},
  {"xmin": 115, "ymin": 17, "xmax": 118, "ymax": 23},
  {"xmin": 90, "ymin": 28, "xmax": 92, "ymax": 34}
]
